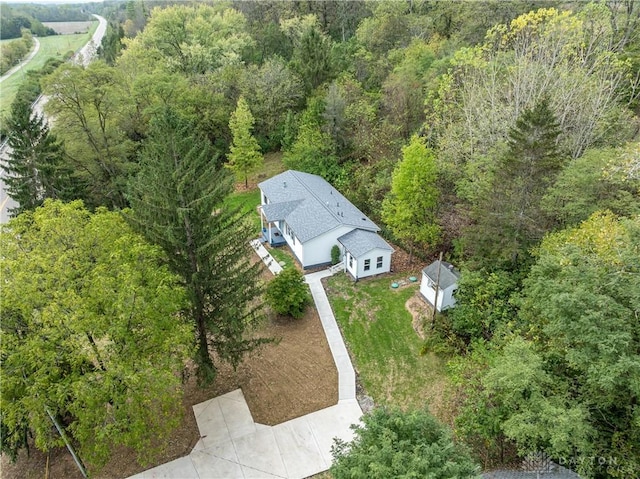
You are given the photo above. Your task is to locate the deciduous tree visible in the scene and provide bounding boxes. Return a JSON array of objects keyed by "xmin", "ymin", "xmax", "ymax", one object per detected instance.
[
  {"xmin": 227, "ymin": 96, "xmax": 263, "ymax": 189},
  {"xmin": 241, "ymin": 57, "xmax": 304, "ymax": 149},
  {"xmin": 427, "ymin": 5, "xmax": 635, "ymax": 190},
  {"xmin": 542, "ymin": 143, "xmax": 640, "ymax": 227},
  {"xmin": 265, "ymin": 267, "xmax": 310, "ymax": 319},
  {"xmin": 518, "ymin": 211, "xmax": 640, "ymax": 478},
  {"xmin": 44, "ymin": 61, "xmax": 134, "ymax": 209},
  {"xmin": 120, "ymin": 4, "xmax": 253, "ymax": 76},
  {"xmin": 0, "ymin": 200, "xmax": 192, "ymax": 469},
  {"xmin": 331, "ymin": 406, "xmax": 479, "ymax": 479},
  {"xmin": 382, "ymin": 135, "xmax": 440, "ymax": 261}
]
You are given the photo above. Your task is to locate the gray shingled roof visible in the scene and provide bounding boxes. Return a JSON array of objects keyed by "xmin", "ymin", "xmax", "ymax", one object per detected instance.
[
  {"xmin": 337, "ymin": 229, "xmax": 394, "ymax": 258},
  {"xmin": 261, "ymin": 200, "xmax": 303, "ymax": 222},
  {"xmin": 258, "ymin": 170, "xmax": 379, "ymax": 243},
  {"xmin": 422, "ymin": 260, "xmax": 460, "ymax": 290}
]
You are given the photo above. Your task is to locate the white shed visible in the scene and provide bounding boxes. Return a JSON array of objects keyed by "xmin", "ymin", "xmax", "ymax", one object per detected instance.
[{"xmin": 420, "ymin": 260, "xmax": 460, "ymax": 312}]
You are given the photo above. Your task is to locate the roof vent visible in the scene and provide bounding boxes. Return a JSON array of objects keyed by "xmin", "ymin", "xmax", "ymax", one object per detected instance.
[
  {"xmin": 283, "ymin": 181, "xmax": 287, "ymax": 188},
  {"xmin": 361, "ymin": 217, "xmax": 367, "ymax": 221},
  {"xmin": 336, "ymin": 202, "xmax": 339, "ymax": 207}
]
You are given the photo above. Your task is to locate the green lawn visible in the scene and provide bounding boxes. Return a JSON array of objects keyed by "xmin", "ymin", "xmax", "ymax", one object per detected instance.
[
  {"xmin": 1, "ymin": 23, "xmax": 97, "ymax": 115},
  {"xmin": 326, "ymin": 273, "xmax": 449, "ymax": 416},
  {"xmin": 225, "ymin": 188, "xmax": 261, "ymax": 232},
  {"xmin": 267, "ymin": 246, "xmax": 296, "ymax": 270}
]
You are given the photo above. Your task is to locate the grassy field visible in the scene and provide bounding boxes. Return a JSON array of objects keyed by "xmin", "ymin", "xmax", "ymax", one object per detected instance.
[
  {"xmin": 0, "ymin": 22, "xmax": 97, "ymax": 116},
  {"xmin": 326, "ymin": 273, "xmax": 451, "ymax": 419}
]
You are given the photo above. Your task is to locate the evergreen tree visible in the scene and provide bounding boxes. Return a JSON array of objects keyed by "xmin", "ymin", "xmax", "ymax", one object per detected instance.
[
  {"xmin": 290, "ymin": 24, "xmax": 333, "ymax": 94},
  {"xmin": 3, "ymin": 98, "xmax": 73, "ymax": 216},
  {"xmin": 227, "ymin": 96, "xmax": 263, "ymax": 189},
  {"xmin": 466, "ymin": 97, "xmax": 564, "ymax": 267},
  {"xmin": 127, "ymin": 108, "xmax": 268, "ymax": 384}
]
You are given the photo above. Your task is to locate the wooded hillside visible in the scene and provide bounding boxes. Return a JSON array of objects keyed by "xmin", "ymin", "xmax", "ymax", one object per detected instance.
[{"xmin": 2, "ymin": 1, "xmax": 638, "ymax": 477}]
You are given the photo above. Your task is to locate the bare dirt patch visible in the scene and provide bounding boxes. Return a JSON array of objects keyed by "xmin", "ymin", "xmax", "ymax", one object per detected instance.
[
  {"xmin": 1, "ymin": 262, "xmax": 337, "ymax": 479},
  {"xmin": 405, "ymin": 292, "xmax": 433, "ymax": 340},
  {"xmin": 43, "ymin": 21, "xmax": 94, "ymax": 35}
]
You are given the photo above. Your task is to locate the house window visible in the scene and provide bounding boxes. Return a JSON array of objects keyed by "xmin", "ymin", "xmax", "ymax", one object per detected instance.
[
  {"xmin": 376, "ymin": 256, "xmax": 383, "ymax": 269},
  {"xmin": 349, "ymin": 254, "xmax": 353, "ymax": 268},
  {"xmin": 364, "ymin": 259, "xmax": 371, "ymax": 271},
  {"xmin": 292, "ymin": 235, "xmax": 296, "ymax": 245}
]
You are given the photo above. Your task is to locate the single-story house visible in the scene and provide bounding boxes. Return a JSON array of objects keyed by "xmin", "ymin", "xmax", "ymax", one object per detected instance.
[
  {"xmin": 420, "ymin": 260, "xmax": 460, "ymax": 312},
  {"xmin": 258, "ymin": 170, "xmax": 393, "ymax": 278}
]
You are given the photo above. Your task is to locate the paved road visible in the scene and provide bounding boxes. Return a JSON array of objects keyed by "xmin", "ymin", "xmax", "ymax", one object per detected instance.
[
  {"xmin": 0, "ymin": 15, "xmax": 107, "ymax": 224},
  {"xmin": 0, "ymin": 37, "xmax": 41, "ymax": 84},
  {"xmin": 74, "ymin": 14, "xmax": 107, "ymax": 66}
]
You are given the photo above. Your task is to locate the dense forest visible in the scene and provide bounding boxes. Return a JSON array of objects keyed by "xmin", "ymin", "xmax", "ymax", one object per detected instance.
[
  {"xmin": 1, "ymin": 1, "xmax": 639, "ymax": 478},
  {"xmin": 0, "ymin": 3, "xmax": 70, "ymax": 39}
]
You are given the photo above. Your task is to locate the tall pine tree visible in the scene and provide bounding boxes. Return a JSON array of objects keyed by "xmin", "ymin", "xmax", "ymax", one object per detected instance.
[
  {"xmin": 127, "ymin": 108, "xmax": 268, "ymax": 384},
  {"xmin": 467, "ymin": 97, "xmax": 564, "ymax": 267},
  {"xmin": 3, "ymin": 98, "xmax": 74, "ymax": 215}
]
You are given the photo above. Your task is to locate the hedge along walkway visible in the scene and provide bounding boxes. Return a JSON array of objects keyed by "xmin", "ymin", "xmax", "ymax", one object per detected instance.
[{"xmin": 129, "ymin": 259, "xmax": 362, "ymax": 478}]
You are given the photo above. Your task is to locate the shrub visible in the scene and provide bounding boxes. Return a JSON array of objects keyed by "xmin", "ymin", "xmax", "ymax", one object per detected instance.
[
  {"xmin": 331, "ymin": 244, "xmax": 341, "ymax": 265},
  {"xmin": 331, "ymin": 406, "xmax": 479, "ymax": 479},
  {"xmin": 265, "ymin": 267, "xmax": 310, "ymax": 319}
]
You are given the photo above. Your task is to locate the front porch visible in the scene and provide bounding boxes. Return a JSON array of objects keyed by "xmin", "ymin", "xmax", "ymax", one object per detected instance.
[{"xmin": 261, "ymin": 225, "xmax": 287, "ymax": 246}]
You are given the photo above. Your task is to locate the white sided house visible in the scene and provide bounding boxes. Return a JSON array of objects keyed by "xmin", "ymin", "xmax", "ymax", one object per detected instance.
[
  {"xmin": 258, "ymin": 170, "xmax": 393, "ymax": 278},
  {"xmin": 420, "ymin": 260, "xmax": 460, "ymax": 312}
]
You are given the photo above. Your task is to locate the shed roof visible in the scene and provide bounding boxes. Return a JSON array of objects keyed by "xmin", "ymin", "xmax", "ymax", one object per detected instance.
[
  {"xmin": 337, "ymin": 229, "xmax": 394, "ymax": 258},
  {"xmin": 422, "ymin": 260, "xmax": 460, "ymax": 290},
  {"xmin": 259, "ymin": 170, "xmax": 379, "ymax": 243}
]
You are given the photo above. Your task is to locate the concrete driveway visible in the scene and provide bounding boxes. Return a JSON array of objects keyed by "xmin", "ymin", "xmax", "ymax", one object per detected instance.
[{"xmin": 129, "ymin": 267, "xmax": 362, "ymax": 478}]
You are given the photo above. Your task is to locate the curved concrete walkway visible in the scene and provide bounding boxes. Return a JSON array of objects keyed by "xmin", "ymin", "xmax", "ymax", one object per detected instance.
[{"xmin": 129, "ymin": 264, "xmax": 362, "ymax": 478}]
